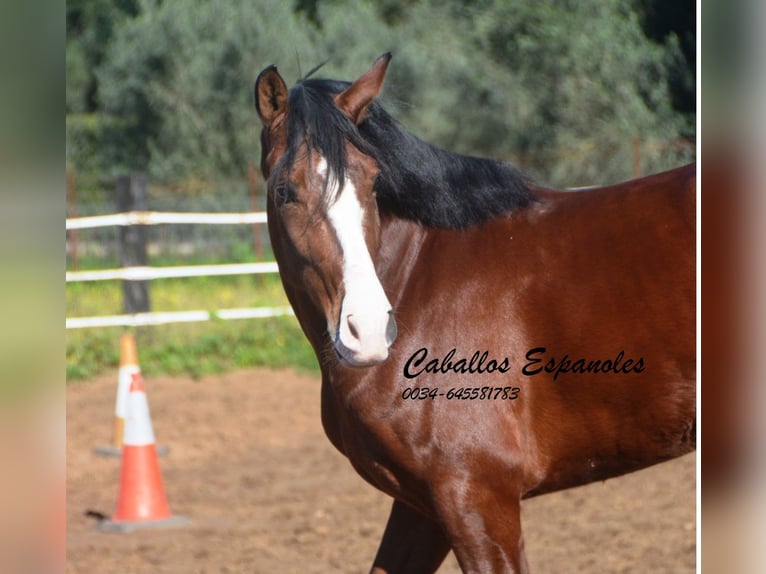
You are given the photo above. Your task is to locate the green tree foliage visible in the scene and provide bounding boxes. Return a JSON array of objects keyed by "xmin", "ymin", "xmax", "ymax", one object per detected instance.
[
  {"xmin": 66, "ymin": 0, "xmax": 695, "ymax": 188},
  {"xmin": 66, "ymin": 0, "xmax": 141, "ymax": 179},
  {"xmin": 460, "ymin": 0, "xmax": 689, "ymax": 184},
  {"xmin": 633, "ymin": 0, "xmax": 696, "ymax": 135},
  {"xmin": 66, "ymin": 0, "xmax": 140, "ymax": 113}
]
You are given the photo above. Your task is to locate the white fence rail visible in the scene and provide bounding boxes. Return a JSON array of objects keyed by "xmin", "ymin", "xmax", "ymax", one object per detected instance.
[
  {"xmin": 66, "ymin": 210, "xmax": 268, "ymax": 230},
  {"xmin": 65, "ymin": 306, "xmax": 294, "ymax": 330},
  {"xmin": 66, "ymin": 262, "xmax": 280, "ymax": 283},
  {"xmin": 66, "ymin": 210, "xmax": 292, "ymax": 329}
]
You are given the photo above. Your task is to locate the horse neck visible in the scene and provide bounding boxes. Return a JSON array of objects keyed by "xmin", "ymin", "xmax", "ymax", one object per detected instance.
[{"xmin": 364, "ymin": 118, "xmax": 531, "ymax": 228}]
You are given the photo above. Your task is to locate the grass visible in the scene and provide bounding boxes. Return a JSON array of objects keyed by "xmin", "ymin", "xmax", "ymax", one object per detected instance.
[{"xmin": 66, "ymin": 272, "xmax": 318, "ymax": 381}]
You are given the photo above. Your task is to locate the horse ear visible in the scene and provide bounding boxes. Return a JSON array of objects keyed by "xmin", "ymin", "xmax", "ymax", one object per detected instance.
[
  {"xmin": 334, "ymin": 52, "xmax": 392, "ymax": 124},
  {"xmin": 255, "ymin": 65, "xmax": 288, "ymax": 128}
]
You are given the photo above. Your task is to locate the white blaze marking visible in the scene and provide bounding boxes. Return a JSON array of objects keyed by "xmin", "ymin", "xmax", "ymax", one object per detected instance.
[{"xmin": 318, "ymin": 158, "xmax": 392, "ymax": 363}]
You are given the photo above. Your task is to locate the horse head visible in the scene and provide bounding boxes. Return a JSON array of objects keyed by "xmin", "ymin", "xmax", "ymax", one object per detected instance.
[{"xmin": 255, "ymin": 54, "xmax": 397, "ymax": 367}]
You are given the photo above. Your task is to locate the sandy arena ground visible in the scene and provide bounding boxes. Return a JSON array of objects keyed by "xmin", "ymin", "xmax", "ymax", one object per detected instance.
[{"xmin": 66, "ymin": 368, "xmax": 695, "ymax": 573}]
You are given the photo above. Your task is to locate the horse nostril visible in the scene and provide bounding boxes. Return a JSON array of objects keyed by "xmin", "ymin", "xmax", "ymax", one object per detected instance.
[
  {"xmin": 347, "ymin": 315, "xmax": 360, "ymax": 339},
  {"xmin": 385, "ymin": 311, "xmax": 398, "ymax": 347}
]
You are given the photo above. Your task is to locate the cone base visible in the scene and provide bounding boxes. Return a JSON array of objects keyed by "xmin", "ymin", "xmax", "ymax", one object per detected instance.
[
  {"xmin": 93, "ymin": 444, "xmax": 169, "ymax": 458},
  {"xmin": 95, "ymin": 514, "xmax": 189, "ymax": 533}
]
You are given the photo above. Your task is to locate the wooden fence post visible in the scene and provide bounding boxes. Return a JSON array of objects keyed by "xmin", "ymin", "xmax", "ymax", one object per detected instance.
[
  {"xmin": 116, "ymin": 174, "xmax": 151, "ymax": 314},
  {"xmin": 632, "ymin": 138, "xmax": 642, "ymax": 179}
]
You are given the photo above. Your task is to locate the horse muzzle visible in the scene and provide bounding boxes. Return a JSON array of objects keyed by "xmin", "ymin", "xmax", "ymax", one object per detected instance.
[{"xmin": 333, "ymin": 309, "xmax": 397, "ymax": 367}]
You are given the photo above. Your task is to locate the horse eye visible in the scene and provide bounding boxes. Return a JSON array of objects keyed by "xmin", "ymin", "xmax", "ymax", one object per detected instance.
[{"xmin": 273, "ymin": 183, "xmax": 298, "ymax": 206}]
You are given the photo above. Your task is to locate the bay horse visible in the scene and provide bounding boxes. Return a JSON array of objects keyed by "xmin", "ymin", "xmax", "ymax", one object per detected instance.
[{"xmin": 255, "ymin": 53, "xmax": 695, "ymax": 573}]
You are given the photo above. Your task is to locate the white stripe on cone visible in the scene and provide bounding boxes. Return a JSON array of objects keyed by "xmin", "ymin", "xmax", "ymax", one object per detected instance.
[
  {"xmin": 123, "ymin": 373, "xmax": 156, "ymax": 446},
  {"xmin": 115, "ymin": 364, "xmax": 140, "ymax": 421}
]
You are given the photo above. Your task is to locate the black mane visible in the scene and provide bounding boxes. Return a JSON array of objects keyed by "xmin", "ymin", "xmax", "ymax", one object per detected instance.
[{"xmin": 283, "ymin": 77, "xmax": 535, "ymax": 229}]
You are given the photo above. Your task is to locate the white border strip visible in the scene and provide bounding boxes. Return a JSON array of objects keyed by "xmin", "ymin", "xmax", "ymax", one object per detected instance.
[
  {"xmin": 66, "ymin": 262, "xmax": 280, "ymax": 282},
  {"xmin": 65, "ymin": 306, "xmax": 295, "ymax": 329},
  {"xmin": 66, "ymin": 211, "xmax": 268, "ymax": 230}
]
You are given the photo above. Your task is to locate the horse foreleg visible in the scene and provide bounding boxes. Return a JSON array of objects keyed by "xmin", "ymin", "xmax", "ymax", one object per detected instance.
[
  {"xmin": 435, "ymin": 482, "xmax": 529, "ymax": 574},
  {"xmin": 369, "ymin": 499, "xmax": 451, "ymax": 574}
]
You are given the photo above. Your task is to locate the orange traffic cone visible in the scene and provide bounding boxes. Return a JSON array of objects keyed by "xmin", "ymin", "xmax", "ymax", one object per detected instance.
[
  {"xmin": 94, "ymin": 333, "xmax": 167, "ymax": 457},
  {"xmin": 96, "ymin": 372, "xmax": 188, "ymax": 532}
]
